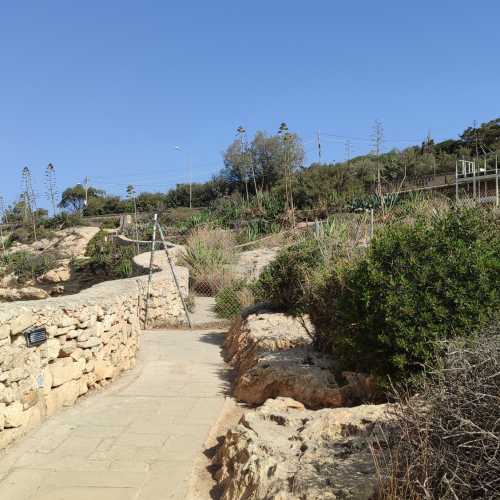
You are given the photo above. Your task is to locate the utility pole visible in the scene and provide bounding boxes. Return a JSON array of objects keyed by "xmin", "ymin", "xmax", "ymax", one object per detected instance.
[
  {"xmin": 345, "ymin": 140, "xmax": 352, "ymax": 167},
  {"xmin": 45, "ymin": 163, "xmax": 58, "ymax": 216},
  {"xmin": 316, "ymin": 130, "xmax": 322, "ymax": 162}
]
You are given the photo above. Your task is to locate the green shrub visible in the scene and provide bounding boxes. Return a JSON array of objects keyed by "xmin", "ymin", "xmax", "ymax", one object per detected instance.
[
  {"xmin": 84, "ymin": 230, "xmax": 135, "ymax": 279},
  {"xmin": 253, "ymin": 237, "xmax": 323, "ymax": 315},
  {"xmin": 215, "ymin": 279, "xmax": 253, "ymax": 319},
  {"xmin": 39, "ymin": 212, "xmax": 84, "ymax": 230},
  {"xmin": 6, "ymin": 225, "xmax": 56, "ymax": 246},
  {"xmin": 99, "ymin": 219, "xmax": 120, "ymax": 229},
  {"xmin": 311, "ymin": 207, "xmax": 500, "ymax": 381},
  {"xmin": 1, "ymin": 251, "xmax": 58, "ymax": 283}
]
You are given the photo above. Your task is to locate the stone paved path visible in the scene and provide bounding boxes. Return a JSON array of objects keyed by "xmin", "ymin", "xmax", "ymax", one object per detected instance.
[{"xmin": 0, "ymin": 329, "xmax": 229, "ymax": 500}]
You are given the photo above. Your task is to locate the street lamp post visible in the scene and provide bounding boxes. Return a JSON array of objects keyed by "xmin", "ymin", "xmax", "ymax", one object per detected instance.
[{"xmin": 174, "ymin": 146, "xmax": 192, "ymax": 209}]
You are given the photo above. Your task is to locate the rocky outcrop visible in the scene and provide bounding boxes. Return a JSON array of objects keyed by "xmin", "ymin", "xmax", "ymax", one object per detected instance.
[
  {"xmin": 224, "ymin": 313, "xmax": 376, "ymax": 409},
  {"xmin": 37, "ymin": 260, "xmax": 72, "ymax": 284},
  {"xmin": 8, "ymin": 226, "xmax": 100, "ymax": 258},
  {"xmin": 224, "ymin": 313, "xmax": 312, "ymax": 374},
  {"xmin": 0, "ymin": 287, "xmax": 49, "ymax": 301},
  {"xmin": 232, "ymin": 247, "xmax": 279, "ymax": 280},
  {"xmin": 214, "ymin": 397, "xmax": 391, "ymax": 500},
  {"xmin": 234, "ymin": 346, "xmax": 344, "ymax": 409}
]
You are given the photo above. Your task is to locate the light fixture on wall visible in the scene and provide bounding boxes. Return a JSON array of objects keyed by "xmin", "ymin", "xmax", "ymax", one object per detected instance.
[{"xmin": 23, "ymin": 326, "xmax": 47, "ymax": 348}]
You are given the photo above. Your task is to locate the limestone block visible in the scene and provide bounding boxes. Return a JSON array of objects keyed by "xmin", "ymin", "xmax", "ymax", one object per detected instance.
[
  {"xmin": 12, "ymin": 334, "xmax": 27, "ymax": 347},
  {"xmin": 64, "ymin": 328, "xmax": 79, "ymax": 339},
  {"xmin": 41, "ymin": 367, "xmax": 53, "ymax": 395},
  {"xmin": 44, "ymin": 380, "xmax": 79, "ymax": 416},
  {"xmin": 77, "ymin": 377, "xmax": 88, "ymax": 396},
  {"xmin": 0, "ymin": 347, "xmax": 13, "ymax": 369},
  {"xmin": 76, "ymin": 330, "xmax": 89, "ymax": 342},
  {"xmin": 3, "ymin": 401, "xmax": 28, "ymax": 428},
  {"xmin": 10, "ymin": 312, "xmax": 34, "ymax": 335},
  {"xmin": 24, "ymin": 402, "xmax": 44, "ymax": 431},
  {"xmin": 0, "ymin": 386, "xmax": 15, "ymax": 404},
  {"xmin": 86, "ymin": 372, "xmax": 97, "ymax": 387},
  {"xmin": 84, "ymin": 359, "xmax": 95, "ymax": 374},
  {"xmin": 45, "ymin": 325, "xmax": 58, "ymax": 337},
  {"xmin": 46, "ymin": 338, "xmax": 61, "ymax": 361},
  {"xmin": 72, "ymin": 358, "xmax": 86, "ymax": 380},
  {"xmin": 0, "ymin": 324, "xmax": 10, "ymax": 340},
  {"xmin": 94, "ymin": 360, "xmax": 115, "ymax": 381},
  {"xmin": 88, "ymin": 321, "xmax": 104, "ymax": 338},
  {"xmin": 60, "ymin": 340, "xmax": 77, "ymax": 357},
  {"xmin": 77, "ymin": 337, "xmax": 101, "ymax": 349},
  {"xmin": 21, "ymin": 389, "xmax": 39, "ymax": 410},
  {"xmin": 50, "ymin": 358, "xmax": 83, "ymax": 387},
  {"xmin": 70, "ymin": 348, "xmax": 84, "ymax": 361},
  {"xmin": 8, "ymin": 367, "xmax": 28, "ymax": 384},
  {"xmin": 0, "ymin": 403, "xmax": 4, "ymax": 430},
  {"xmin": 58, "ymin": 315, "xmax": 78, "ymax": 328}
]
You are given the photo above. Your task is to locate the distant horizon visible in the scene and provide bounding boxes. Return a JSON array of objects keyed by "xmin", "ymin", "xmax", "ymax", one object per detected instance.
[{"xmin": 2, "ymin": 1, "xmax": 499, "ymax": 209}]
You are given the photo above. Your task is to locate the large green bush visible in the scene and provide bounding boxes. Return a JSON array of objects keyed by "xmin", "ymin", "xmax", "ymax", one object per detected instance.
[
  {"xmin": 310, "ymin": 207, "xmax": 500, "ymax": 381},
  {"xmin": 254, "ymin": 237, "xmax": 323, "ymax": 315}
]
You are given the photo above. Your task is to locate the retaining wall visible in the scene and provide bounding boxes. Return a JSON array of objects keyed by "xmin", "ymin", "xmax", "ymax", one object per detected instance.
[{"xmin": 0, "ymin": 265, "xmax": 188, "ymax": 449}]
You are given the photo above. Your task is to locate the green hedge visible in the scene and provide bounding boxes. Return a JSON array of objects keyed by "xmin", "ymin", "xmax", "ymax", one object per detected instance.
[{"xmin": 310, "ymin": 207, "xmax": 500, "ymax": 381}]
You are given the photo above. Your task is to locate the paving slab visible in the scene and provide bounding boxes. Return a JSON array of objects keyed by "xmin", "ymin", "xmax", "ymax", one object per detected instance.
[{"xmin": 0, "ymin": 329, "xmax": 229, "ymax": 500}]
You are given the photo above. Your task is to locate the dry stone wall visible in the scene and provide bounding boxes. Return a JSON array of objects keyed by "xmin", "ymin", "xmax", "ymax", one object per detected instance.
[{"xmin": 0, "ymin": 266, "xmax": 188, "ymax": 449}]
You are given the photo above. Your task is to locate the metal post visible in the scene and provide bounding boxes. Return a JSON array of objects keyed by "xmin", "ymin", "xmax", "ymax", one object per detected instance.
[
  {"xmin": 156, "ymin": 222, "xmax": 192, "ymax": 329},
  {"xmin": 143, "ymin": 213, "xmax": 158, "ymax": 328},
  {"xmin": 455, "ymin": 160, "xmax": 459, "ymax": 203},
  {"xmin": 496, "ymin": 155, "xmax": 499, "ymax": 207},
  {"xmin": 370, "ymin": 208, "xmax": 374, "ymax": 239},
  {"xmin": 188, "ymin": 154, "xmax": 192, "ymax": 209},
  {"xmin": 472, "ymin": 160, "xmax": 477, "ymax": 199}
]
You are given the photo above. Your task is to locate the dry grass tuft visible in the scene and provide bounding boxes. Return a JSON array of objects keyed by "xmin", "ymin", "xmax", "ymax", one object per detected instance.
[
  {"xmin": 179, "ymin": 227, "xmax": 236, "ymax": 295},
  {"xmin": 372, "ymin": 328, "xmax": 500, "ymax": 499}
]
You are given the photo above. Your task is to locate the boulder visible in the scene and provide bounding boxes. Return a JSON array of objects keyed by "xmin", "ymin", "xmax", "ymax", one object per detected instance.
[
  {"xmin": 38, "ymin": 261, "xmax": 72, "ymax": 283},
  {"xmin": 0, "ymin": 287, "xmax": 49, "ymax": 302},
  {"xmin": 214, "ymin": 397, "xmax": 392, "ymax": 500},
  {"xmin": 3, "ymin": 401, "xmax": 28, "ymax": 428},
  {"xmin": 232, "ymin": 247, "xmax": 279, "ymax": 280},
  {"xmin": 234, "ymin": 346, "xmax": 344, "ymax": 409},
  {"xmin": 224, "ymin": 313, "xmax": 312, "ymax": 374}
]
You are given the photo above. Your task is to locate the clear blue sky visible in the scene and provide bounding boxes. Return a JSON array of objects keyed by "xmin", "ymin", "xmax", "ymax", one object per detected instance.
[{"xmin": 1, "ymin": 1, "xmax": 499, "ymax": 208}]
